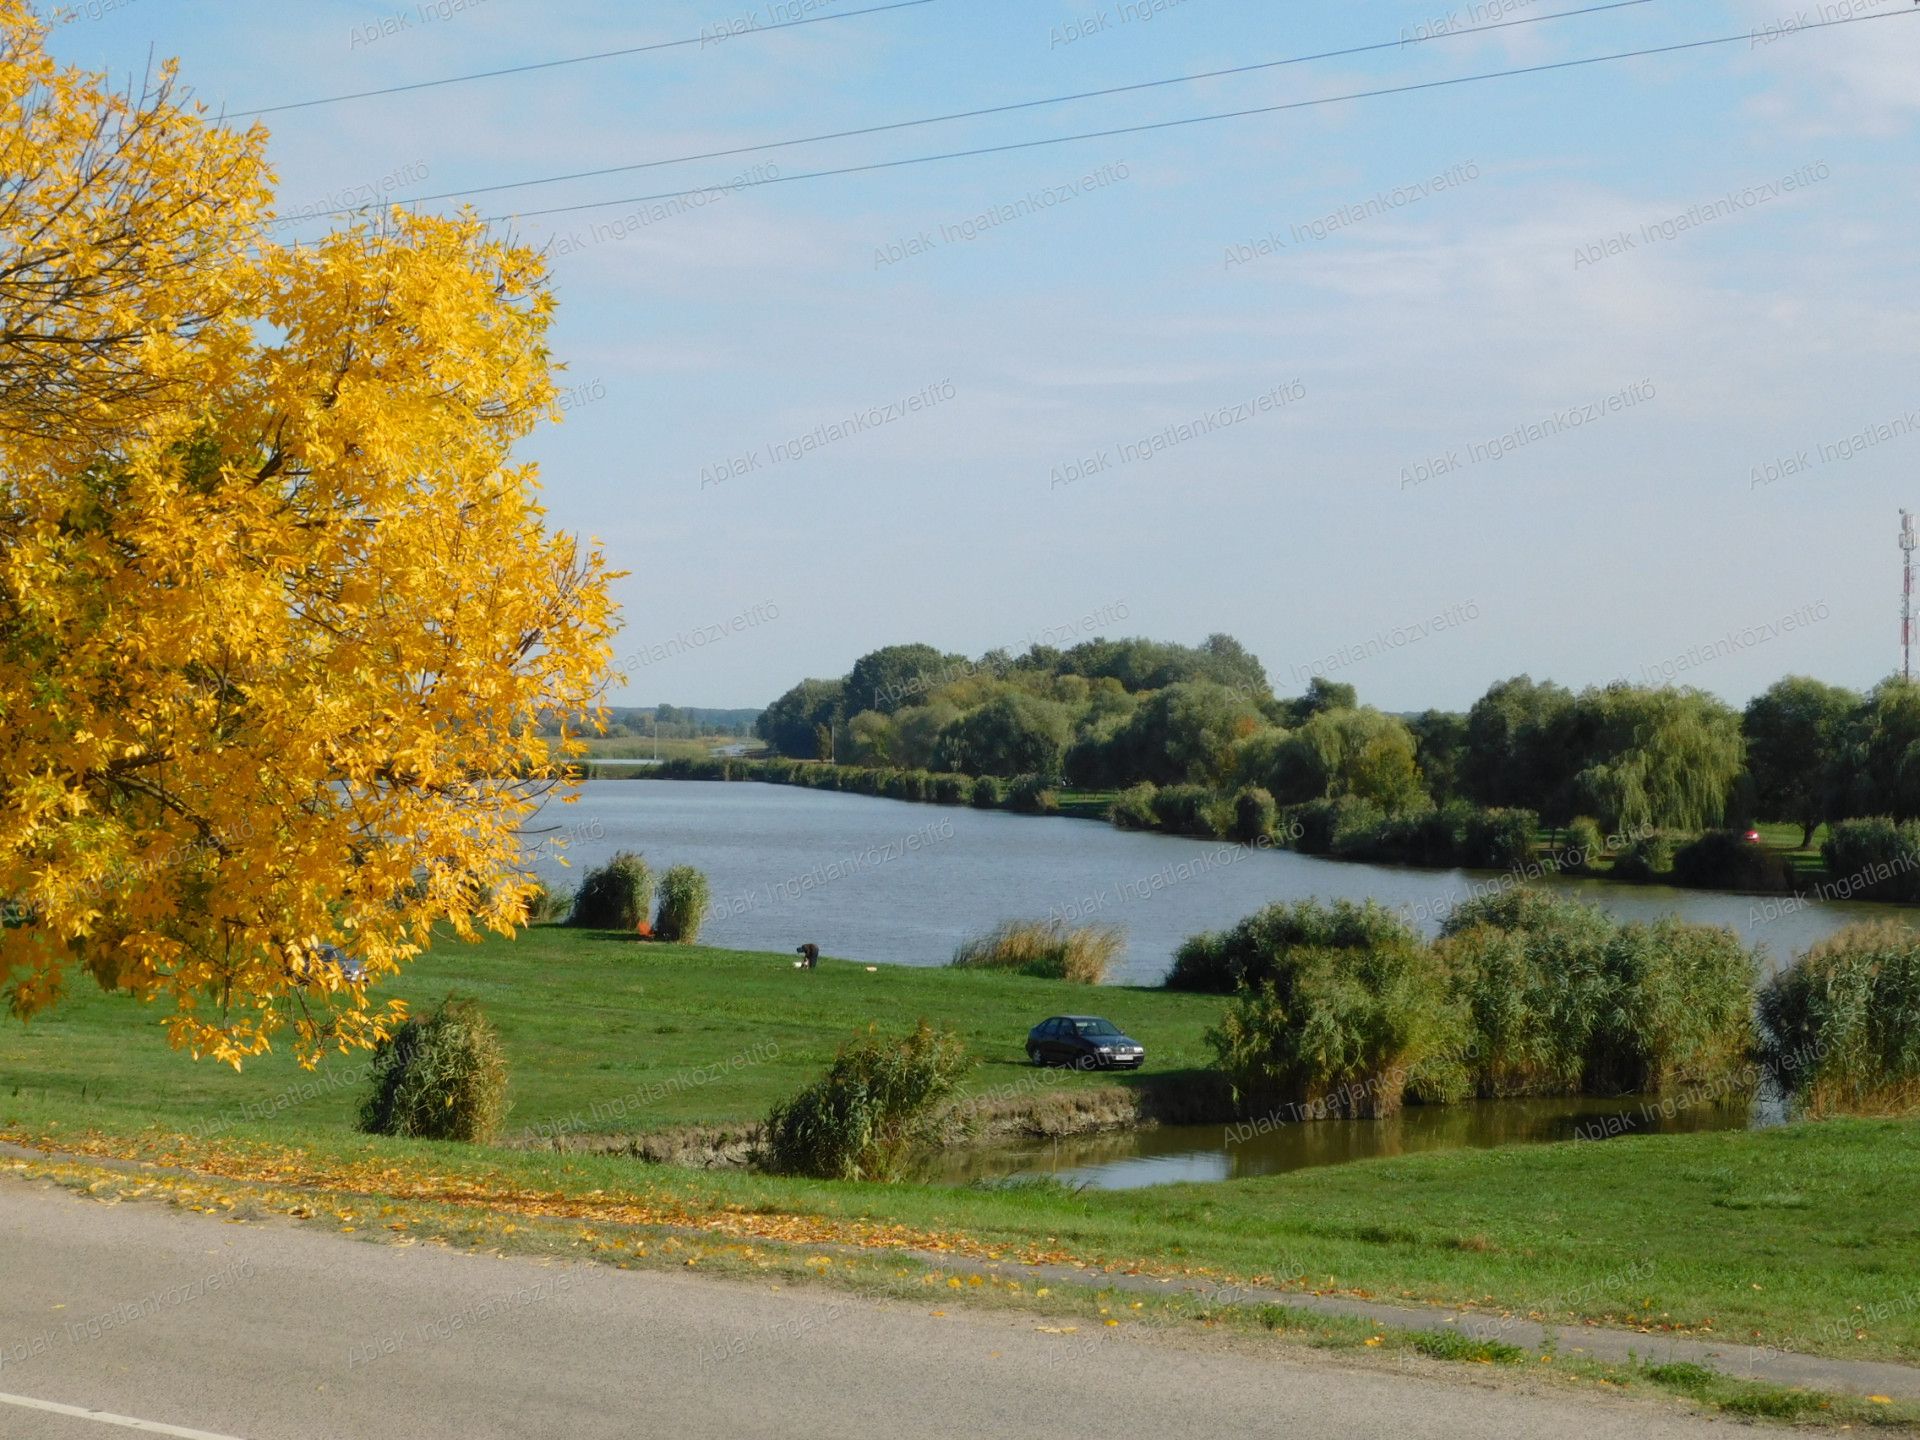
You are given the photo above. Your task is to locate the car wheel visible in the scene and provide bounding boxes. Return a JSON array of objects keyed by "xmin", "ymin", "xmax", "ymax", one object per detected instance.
[{"xmin": 1027, "ymin": 1046, "xmax": 1044, "ymax": 1066}]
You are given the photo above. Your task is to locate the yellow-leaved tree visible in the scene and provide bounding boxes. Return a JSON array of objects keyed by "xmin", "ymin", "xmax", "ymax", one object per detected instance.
[{"xmin": 0, "ymin": 3, "xmax": 616, "ymax": 1065}]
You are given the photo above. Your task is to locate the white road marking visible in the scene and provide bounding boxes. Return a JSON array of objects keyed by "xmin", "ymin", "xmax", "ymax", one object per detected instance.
[{"xmin": 0, "ymin": 1390, "xmax": 248, "ymax": 1439}]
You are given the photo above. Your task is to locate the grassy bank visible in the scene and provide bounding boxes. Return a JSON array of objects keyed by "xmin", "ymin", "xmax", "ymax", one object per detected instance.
[
  {"xmin": 0, "ymin": 929, "xmax": 1224, "ymax": 1140},
  {"xmin": 577, "ymin": 735, "xmax": 763, "ymax": 764},
  {"xmin": 3, "ymin": 929, "xmax": 1918, "ymax": 1367},
  {"xmin": 5, "ymin": 1089, "xmax": 1917, "ymax": 1366}
]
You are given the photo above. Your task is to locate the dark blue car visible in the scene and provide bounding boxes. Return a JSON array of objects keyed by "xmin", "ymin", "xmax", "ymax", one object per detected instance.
[{"xmin": 1026, "ymin": 1015, "xmax": 1145, "ymax": 1070}]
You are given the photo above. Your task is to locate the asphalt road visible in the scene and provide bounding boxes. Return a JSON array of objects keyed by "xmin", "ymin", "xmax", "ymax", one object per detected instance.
[{"xmin": 0, "ymin": 1175, "xmax": 1761, "ymax": 1440}]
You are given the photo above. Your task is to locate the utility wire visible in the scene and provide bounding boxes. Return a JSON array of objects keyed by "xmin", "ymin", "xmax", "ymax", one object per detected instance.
[
  {"xmin": 228, "ymin": 0, "xmax": 937, "ymax": 119},
  {"xmin": 329, "ymin": 0, "xmax": 1657, "ymax": 215},
  {"xmin": 443, "ymin": 8, "xmax": 1913, "ymax": 228}
]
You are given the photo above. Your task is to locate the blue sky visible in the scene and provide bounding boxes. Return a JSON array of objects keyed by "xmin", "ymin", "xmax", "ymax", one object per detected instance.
[{"xmin": 48, "ymin": 0, "xmax": 1920, "ymax": 712}]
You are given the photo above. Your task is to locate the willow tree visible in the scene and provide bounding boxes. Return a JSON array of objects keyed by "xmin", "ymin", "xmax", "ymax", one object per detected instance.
[
  {"xmin": 1266, "ymin": 707, "xmax": 1425, "ymax": 814},
  {"xmin": 1569, "ymin": 686, "xmax": 1746, "ymax": 834},
  {"xmin": 0, "ymin": 4, "xmax": 615, "ymax": 1065},
  {"xmin": 1840, "ymin": 679, "xmax": 1920, "ymax": 821}
]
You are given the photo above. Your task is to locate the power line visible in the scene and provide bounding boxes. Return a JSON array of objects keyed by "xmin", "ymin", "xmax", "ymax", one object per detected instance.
[
  {"xmin": 323, "ymin": 0, "xmax": 1657, "ymax": 216},
  {"xmin": 227, "ymin": 0, "xmax": 937, "ymax": 119},
  {"xmin": 436, "ymin": 7, "xmax": 1915, "ymax": 228}
]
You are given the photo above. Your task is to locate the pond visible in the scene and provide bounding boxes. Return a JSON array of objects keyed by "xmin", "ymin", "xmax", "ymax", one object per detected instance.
[
  {"xmin": 526, "ymin": 781, "xmax": 1914, "ymax": 986},
  {"xmin": 922, "ymin": 1092, "xmax": 1779, "ymax": 1192}
]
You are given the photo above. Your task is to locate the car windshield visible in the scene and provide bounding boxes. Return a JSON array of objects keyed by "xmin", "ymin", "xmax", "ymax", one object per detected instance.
[{"xmin": 1072, "ymin": 1019, "xmax": 1120, "ymax": 1037}]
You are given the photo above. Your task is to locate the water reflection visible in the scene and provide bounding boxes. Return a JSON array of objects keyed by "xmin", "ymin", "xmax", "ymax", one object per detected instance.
[{"xmin": 927, "ymin": 1093, "xmax": 1774, "ymax": 1192}]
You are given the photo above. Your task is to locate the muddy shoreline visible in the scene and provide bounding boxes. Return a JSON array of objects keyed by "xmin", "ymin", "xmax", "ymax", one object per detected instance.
[{"xmin": 504, "ymin": 1072, "xmax": 1239, "ymax": 1171}]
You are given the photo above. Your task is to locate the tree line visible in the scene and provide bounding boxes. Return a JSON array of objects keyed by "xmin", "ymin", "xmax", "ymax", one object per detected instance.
[{"xmin": 756, "ymin": 638, "xmax": 1898, "ymax": 844}]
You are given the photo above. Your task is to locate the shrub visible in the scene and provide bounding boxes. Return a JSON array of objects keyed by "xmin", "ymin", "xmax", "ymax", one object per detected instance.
[
  {"xmin": 568, "ymin": 851, "xmax": 654, "ymax": 931},
  {"xmin": 1331, "ymin": 803, "xmax": 1466, "ymax": 867},
  {"xmin": 1151, "ymin": 784, "xmax": 1229, "ymax": 838},
  {"xmin": 653, "ymin": 865, "xmax": 711, "ymax": 943},
  {"xmin": 1285, "ymin": 796, "xmax": 1386, "ymax": 856},
  {"xmin": 948, "ymin": 918, "xmax": 1123, "ymax": 984},
  {"xmin": 1324, "ymin": 798, "xmax": 1387, "ymax": 856},
  {"xmin": 1437, "ymin": 890, "xmax": 1755, "ymax": 1097},
  {"xmin": 356, "ymin": 998, "xmax": 510, "ymax": 1143},
  {"xmin": 1561, "ymin": 817, "xmax": 1606, "ymax": 873},
  {"xmin": 1820, "ymin": 818, "xmax": 1920, "ymax": 903},
  {"xmin": 1760, "ymin": 923, "xmax": 1920, "ymax": 1116},
  {"xmin": 1612, "ymin": 830, "xmax": 1675, "ymax": 883},
  {"xmin": 1438, "ymin": 885, "xmax": 1613, "ymax": 944},
  {"xmin": 1006, "ymin": 774, "xmax": 1060, "ymax": 815},
  {"xmin": 1437, "ymin": 890, "xmax": 1618, "ymax": 1096},
  {"xmin": 968, "ymin": 774, "xmax": 1006, "ymax": 809},
  {"xmin": 1597, "ymin": 919, "xmax": 1757, "ymax": 1094},
  {"xmin": 1168, "ymin": 898, "xmax": 1418, "ymax": 994},
  {"xmin": 1230, "ymin": 786, "xmax": 1278, "ymax": 844},
  {"xmin": 521, "ymin": 880, "xmax": 572, "ymax": 925},
  {"xmin": 1459, "ymin": 807, "xmax": 1537, "ymax": 869},
  {"xmin": 1207, "ymin": 938, "xmax": 1470, "ymax": 1120},
  {"xmin": 1437, "ymin": 923, "xmax": 1602, "ymax": 1097},
  {"xmin": 761, "ymin": 1022, "xmax": 973, "ymax": 1180},
  {"xmin": 932, "ymin": 773, "xmax": 969, "ymax": 805},
  {"xmin": 1377, "ymin": 803, "xmax": 1472, "ymax": 867},
  {"xmin": 1672, "ymin": 830, "xmax": 1797, "ymax": 894},
  {"xmin": 1107, "ymin": 782, "xmax": 1159, "ymax": 831},
  {"xmin": 1285, "ymin": 799, "xmax": 1338, "ymax": 855}
]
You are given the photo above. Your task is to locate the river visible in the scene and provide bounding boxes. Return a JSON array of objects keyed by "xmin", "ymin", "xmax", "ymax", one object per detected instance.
[
  {"xmin": 924, "ymin": 1092, "xmax": 1771, "ymax": 1192},
  {"xmin": 524, "ymin": 781, "xmax": 1913, "ymax": 985}
]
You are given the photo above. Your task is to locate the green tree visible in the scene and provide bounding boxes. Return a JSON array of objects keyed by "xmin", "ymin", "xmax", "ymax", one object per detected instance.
[
  {"xmin": 892, "ymin": 702, "xmax": 960, "ymax": 770},
  {"xmin": 1105, "ymin": 681, "xmax": 1264, "ymax": 786},
  {"xmin": 1463, "ymin": 676, "xmax": 1578, "ymax": 815},
  {"xmin": 1568, "ymin": 686, "xmax": 1746, "ymax": 833},
  {"xmin": 844, "ymin": 709, "xmax": 898, "ymax": 767},
  {"xmin": 933, "ymin": 692, "xmax": 1072, "ymax": 778},
  {"xmin": 1270, "ymin": 708, "xmax": 1426, "ymax": 812},
  {"xmin": 1743, "ymin": 676, "xmax": 1860, "ymax": 845},
  {"xmin": 756, "ymin": 678, "xmax": 844, "ymax": 759},
  {"xmin": 1838, "ymin": 679, "xmax": 1920, "ymax": 821},
  {"xmin": 1044, "ymin": 634, "xmax": 1269, "ymax": 697},
  {"xmin": 844, "ymin": 644, "xmax": 968, "ymax": 716},
  {"xmin": 1279, "ymin": 676, "xmax": 1358, "ymax": 726},
  {"xmin": 1408, "ymin": 710, "xmax": 1470, "ymax": 804}
]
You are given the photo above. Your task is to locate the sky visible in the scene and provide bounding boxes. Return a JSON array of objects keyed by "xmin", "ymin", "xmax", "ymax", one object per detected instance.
[{"xmin": 46, "ymin": 0, "xmax": 1920, "ymax": 713}]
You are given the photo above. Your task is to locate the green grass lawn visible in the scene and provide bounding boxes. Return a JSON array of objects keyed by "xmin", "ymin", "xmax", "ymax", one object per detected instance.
[
  {"xmin": 1533, "ymin": 821, "xmax": 1832, "ymax": 882},
  {"xmin": 0, "ymin": 928, "xmax": 1223, "ymax": 1139},
  {"xmin": 1055, "ymin": 788, "xmax": 1121, "ymax": 820},
  {"xmin": 1755, "ymin": 821, "xmax": 1831, "ymax": 879},
  {"xmin": 576, "ymin": 734, "xmax": 762, "ymax": 763},
  {"xmin": 5, "ymin": 929, "xmax": 1918, "ymax": 1365}
]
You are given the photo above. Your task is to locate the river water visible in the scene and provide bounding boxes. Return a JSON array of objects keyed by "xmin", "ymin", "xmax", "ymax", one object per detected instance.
[
  {"xmin": 526, "ymin": 780, "xmax": 1913, "ymax": 986},
  {"xmin": 925, "ymin": 1092, "xmax": 1771, "ymax": 1192}
]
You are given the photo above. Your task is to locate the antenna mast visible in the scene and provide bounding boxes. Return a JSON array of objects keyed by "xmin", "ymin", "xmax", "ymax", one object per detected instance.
[{"xmin": 1903, "ymin": 510, "xmax": 1917, "ymax": 682}]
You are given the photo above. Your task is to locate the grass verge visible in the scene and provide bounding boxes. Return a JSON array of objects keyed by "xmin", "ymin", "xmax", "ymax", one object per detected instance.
[
  {"xmin": 9, "ymin": 1150, "xmax": 1915, "ymax": 1431},
  {"xmin": 4, "ymin": 931, "xmax": 1918, "ymax": 1368}
]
